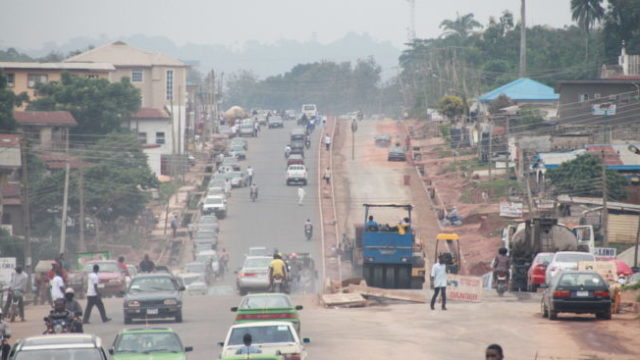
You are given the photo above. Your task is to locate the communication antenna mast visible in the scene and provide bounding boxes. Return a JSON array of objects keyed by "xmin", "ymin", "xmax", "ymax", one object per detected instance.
[{"xmin": 406, "ymin": 0, "xmax": 416, "ymax": 42}]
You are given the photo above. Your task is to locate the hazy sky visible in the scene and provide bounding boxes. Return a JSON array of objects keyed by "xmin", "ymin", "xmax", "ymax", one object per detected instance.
[{"xmin": 1, "ymin": 0, "xmax": 573, "ymax": 49}]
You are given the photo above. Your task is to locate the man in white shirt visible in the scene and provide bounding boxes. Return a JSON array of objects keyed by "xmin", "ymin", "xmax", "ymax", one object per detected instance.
[
  {"xmin": 82, "ymin": 264, "xmax": 111, "ymax": 324},
  {"xmin": 246, "ymin": 166, "xmax": 254, "ymax": 186},
  {"xmin": 50, "ymin": 270, "xmax": 65, "ymax": 302},
  {"xmin": 430, "ymin": 255, "xmax": 448, "ymax": 311},
  {"xmin": 297, "ymin": 187, "xmax": 306, "ymax": 206},
  {"xmin": 324, "ymin": 134, "xmax": 331, "ymax": 151}
]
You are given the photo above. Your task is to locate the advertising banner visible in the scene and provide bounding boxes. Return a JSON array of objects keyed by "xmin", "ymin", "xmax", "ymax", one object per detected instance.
[
  {"xmin": 75, "ymin": 252, "xmax": 111, "ymax": 271},
  {"xmin": 447, "ymin": 274, "xmax": 483, "ymax": 302}
]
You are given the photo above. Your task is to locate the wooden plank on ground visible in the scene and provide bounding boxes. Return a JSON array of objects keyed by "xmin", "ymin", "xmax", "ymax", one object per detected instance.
[
  {"xmin": 321, "ymin": 292, "xmax": 367, "ymax": 307},
  {"xmin": 346, "ymin": 284, "xmax": 426, "ymax": 303}
]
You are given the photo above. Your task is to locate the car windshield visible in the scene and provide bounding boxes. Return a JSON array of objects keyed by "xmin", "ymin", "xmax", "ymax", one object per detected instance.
[
  {"xmin": 557, "ymin": 273, "xmax": 604, "ymax": 287},
  {"xmin": 195, "ymin": 231, "xmax": 216, "ymax": 238},
  {"xmin": 184, "ymin": 263, "xmax": 205, "ymax": 273},
  {"xmin": 129, "ymin": 276, "xmax": 176, "ymax": 293},
  {"xmin": 205, "ymin": 198, "xmax": 223, "ymax": 205},
  {"xmin": 303, "ymin": 105, "xmax": 315, "ymax": 111},
  {"xmin": 85, "ymin": 262, "xmax": 119, "ymax": 272},
  {"xmin": 15, "ymin": 349, "xmax": 104, "ymax": 360},
  {"xmin": 199, "ymin": 216, "xmax": 217, "ymax": 224},
  {"xmin": 555, "ymin": 253, "xmax": 594, "ymax": 262},
  {"xmin": 243, "ymin": 258, "xmax": 271, "ymax": 269},
  {"xmin": 115, "ymin": 332, "xmax": 183, "ymax": 353},
  {"xmin": 289, "ymin": 165, "xmax": 304, "ymax": 171},
  {"xmin": 228, "ymin": 325, "xmax": 294, "ymax": 345},
  {"xmin": 231, "ymin": 146, "xmax": 244, "ymax": 151},
  {"xmin": 180, "ymin": 275, "xmax": 204, "ymax": 286},
  {"xmin": 240, "ymin": 295, "xmax": 292, "ymax": 309},
  {"xmin": 536, "ymin": 253, "xmax": 554, "ymax": 264}
]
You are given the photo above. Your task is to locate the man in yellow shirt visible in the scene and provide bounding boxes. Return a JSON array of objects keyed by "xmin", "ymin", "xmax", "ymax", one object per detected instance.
[{"xmin": 268, "ymin": 253, "xmax": 288, "ymax": 291}]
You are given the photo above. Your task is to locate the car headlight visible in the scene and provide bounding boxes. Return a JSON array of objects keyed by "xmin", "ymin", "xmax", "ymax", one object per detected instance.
[
  {"xmin": 127, "ymin": 301, "xmax": 140, "ymax": 307},
  {"xmin": 164, "ymin": 299, "xmax": 178, "ymax": 305}
]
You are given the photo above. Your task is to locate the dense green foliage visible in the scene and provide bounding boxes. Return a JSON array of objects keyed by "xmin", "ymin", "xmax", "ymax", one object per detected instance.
[
  {"xmin": 0, "ymin": 70, "xmax": 29, "ymax": 131},
  {"xmin": 28, "ymin": 72, "xmax": 140, "ymax": 135},
  {"xmin": 437, "ymin": 95, "xmax": 465, "ymax": 120},
  {"xmin": 547, "ymin": 154, "xmax": 628, "ymax": 199},
  {"xmin": 224, "ymin": 58, "xmax": 382, "ymax": 114},
  {"xmin": 30, "ymin": 133, "xmax": 157, "ymax": 239}
]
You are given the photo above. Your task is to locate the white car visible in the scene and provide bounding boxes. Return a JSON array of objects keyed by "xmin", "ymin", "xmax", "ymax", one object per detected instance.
[
  {"xmin": 286, "ymin": 164, "xmax": 308, "ymax": 186},
  {"xmin": 545, "ymin": 251, "xmax": 596, "ymax": 284},
  {"xmin": 178, "ymin": 272, "xmax": 208, "ymax": 295},
  {"xmin": 218, "ymin": 321, "xmax": 309, "ymax": 359},
  {"xmin": 202, "ymin": 197, "xmax": 227, "ymax": 218}
]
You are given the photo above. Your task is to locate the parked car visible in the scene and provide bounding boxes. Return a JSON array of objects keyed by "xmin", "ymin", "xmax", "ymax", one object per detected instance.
[
  {"xmin": 236, "ymin": 256, "xmax": 272, "ymax": 295},
  {"xmin": 287, "ymin": 154, "xmax": 305, "ymax": 167},
  {"xmin": 527, "ymin": 252, "xmax": 554, "ymax": 291},
  {"xmin": 239, "ymin": 123, "xmax": 256, "ymax": 137},
  {"xmin": 268, "ymin": 116, "xmax": 284, "ymax": 128},
  {"xmin": 218, "ymin": 322, "xmax": 309, "ymax": 359},
  {"xmin": 84, "ymin": 260, "xmax": 126, "ymax": 297},
  {"xmin": 202, "ymin": 197, "xmax": 227, "ymax": 218},
  {"xmin": 219, "ymin": 125, "xmax": 234, "ymax": 138},
  {"xmin": 387, "ymin": 145, "xmax": 406, "ymax": 161},
  {"xmin": 230, "ymin": 137, "xmax": 248, "ymax": 150},
  {"xmin": 286, "ymin": 164, "xmax": 308, "ymax": 186},
  {"xmin": 123, "ymin": 273, "xmax": 185, "ymax": 324},
  {"xmin": 229, "ymin": 171, "xmax": 249, "ymax": 187},
  {"xmin": 229, "ymin": 145, "xmax": 247, "ymax": 160},
  {"xmin": 545, "ymin": 251, "xmax": 596, "ymax": 284},
  {"xmin": 109, "ymin": 327, "xmax": 193, "ymax": 359},
  {"xmin": 10, "ymin": 334, "xmax": 108, "ymax": 360},
  {"xmin": 222, "ymin": 157, "xmax": 242, "ymax": 170},
  {"xmin": 198, "ymin": 215, "xmax": 218, "ymax": 225},
  {"xmin": 231, "ymin": 293, "xmax": 303, "ymax": 333},
  {"xmin": 541, "ymin": 271, "xmax": 612, "ymax": 320}
]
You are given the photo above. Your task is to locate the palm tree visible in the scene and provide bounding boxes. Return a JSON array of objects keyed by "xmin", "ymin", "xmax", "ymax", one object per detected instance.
[
  {"xmin": 439, "ymin": 13, "xmax": 482, "ymax": 39},
  {"xmin": 571, "ymin": 0, "xmax": 605, "ymax": 61}
]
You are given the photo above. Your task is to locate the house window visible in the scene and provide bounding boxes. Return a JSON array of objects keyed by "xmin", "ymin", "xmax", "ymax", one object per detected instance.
[
  {"xmin": 579, "ymin": 94, "xmax": 589, "ymax": 103},
  {"xmin": 593, "ymin": 93, "xmax": 601, "ymax": 99},
  {"xmin": 138, "ymin": 132, "xmax": 147, "ymax": 144},
  {"xmin": 6, "ymin": 73, "xmax": 15, "ymax": 88},
  {"xmin": 27, "ymin": 74, "xmax": 48, "ymax": 88},
  {"xmin": 131, "ymin": 69, "xmax": 143, "ymax": 82},
  {"xmin": 156, "ymin": 132, "xmax": 165, "ymax": 144},
  {"xmin": 86, "ymin": 74, "xmax": 99, "ymax": 79},
  {"xmin": 166, "ymin": 70, "xmax": 174, "ymax": 100}
]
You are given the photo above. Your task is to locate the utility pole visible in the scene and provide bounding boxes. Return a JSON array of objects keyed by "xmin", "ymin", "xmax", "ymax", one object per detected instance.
[
  {"xmin": 59, "ymin": 129, "xmax": 71, "ymax": 254},
  {"xmin": 519, "ymin": 0, "xmax": 527, "ymax": 77},
  {"xmin": 20, "ymin": 135, "xmax": 32, "ymax": 270},
  {"xmin": 78, "ymin": 167, "xmax": 86, "ymax": 252},
  {"xmin": 601, "ymin": 150, "xmax": 608, "ymax": 246},
  {"xmin": 178, "ymin": 86, "xmax": 182, "ymax": 156},
  {"xmin": 488, "ymin": 123, "xmax": 493, "ymax": 180}
]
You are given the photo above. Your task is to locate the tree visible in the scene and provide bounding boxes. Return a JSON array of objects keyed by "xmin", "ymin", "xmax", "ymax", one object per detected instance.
[
  {"xmin": 437, "ymin": 95, "xmax": 465, "ymax": 121},
  {"xmin": 0, "ymin": 70, "xmax": 29, "ymax": 131},
  {"xmin": 571, "ymin": 0, "xmax": 605, "ymax": 61},
  {"xmin": 547, "ymin": 154, "xmax": 628, "ymax": 200},
  {"xmin": 28, "ymin": 72, "xmax": 140, "ymax": 135},
  {"xmin": 488, "ymin": 94, "xmax": 515, "ymax": 114},
  {"xmin": 603, "ymin": 0, "xmax": 640, "ymax": 58},
  {"xmin": 512, "ymin": 107, "xmax": 544, "ymax": 131},
  {"xmin": 440, "ymin": 13, "xmax": 482, "ymax": 40}
]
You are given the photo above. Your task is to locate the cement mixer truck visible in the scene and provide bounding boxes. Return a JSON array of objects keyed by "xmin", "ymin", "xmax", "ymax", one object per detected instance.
[{"xmin": 504, "ymin": 218, "xmax": 594, "ymax": 291}]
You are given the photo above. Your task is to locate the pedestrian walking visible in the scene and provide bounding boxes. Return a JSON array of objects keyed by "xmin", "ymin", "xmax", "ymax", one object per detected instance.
[
  {"xmin": 247, "ymin": 166, "xmax": 254, "ymax": 186},
  {"xmin": 430, "ymin": 255, "xmax": 448, "ymax": 310},
  {"xmin": 139, "ymin": 254, "xmax": 155, "ymax": 273},
  {"xmin": 297, "ymin": 187, "xmax": 306, "ymax": 206},
  {"xmin": 170, "ymin": 215, "xmax": 178, "ymax": 238},
  {"xmin": 50, "ymin": 269, "xmax": 65, "ymax": 302},
  {"xmin": 82, "ymin": 264, "xmax": 111, "ymax": 324},
  {"xmin": 324, "ymin": 134, "xmax": 331, "ymax": 151},
  {"xmin": 485, "ymin": 344, "xmax": 504, "ymax": 360},
  {"xmin": 224, "ymin": 178, "xmax": 232, "ymax": 195},
  {"xmin": 323, "ymin": 167, "xmax": 331, "ymax": 185},
  {"xmin": 188, "ymin": 222, "xmax": 196, "ymax": 239}
]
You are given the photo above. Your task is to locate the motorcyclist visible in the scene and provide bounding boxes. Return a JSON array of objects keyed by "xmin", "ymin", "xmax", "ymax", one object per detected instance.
[
  {"xmin": 63, "ymin": 288, "xmax": 83, "ymax": 333},
  {"xmin": 250, "ymin": 183, "xmax": 258, "ymax": 200},
  {"xmin": 5, "ymin": 266, "xmax": 27, "ymax": 321},
  {"xmin": 268, "ymin": 253, "xmax": 288, "ymax": 291},
  {"xmin": 304, "ymin": 219, "xmax": 313, "ymax": 239},
  {"xmin": 45, "ymin": 298, "xmax": 74, "ymax": 334},
  {"xmin": 493, "ymin": 248, "xmax": 511, "ymax": 286},
  {"xmin": 0, "ymin": 310, "xmax": 12, "ymax": 360}
]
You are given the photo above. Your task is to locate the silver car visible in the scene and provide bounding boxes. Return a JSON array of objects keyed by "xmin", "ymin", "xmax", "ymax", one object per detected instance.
[{"xmin": 236, "ymin": 256, "xmax": 272, "ymax": 295}]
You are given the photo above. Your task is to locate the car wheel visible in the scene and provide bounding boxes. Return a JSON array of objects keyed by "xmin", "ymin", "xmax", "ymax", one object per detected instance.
[
  {"xmin": 175, "ymin": 310, "xmax": 183, "ymax": 323},
  {"xmin": 124, "ymin": 315, "xmax": 132, "ymax": 325}
]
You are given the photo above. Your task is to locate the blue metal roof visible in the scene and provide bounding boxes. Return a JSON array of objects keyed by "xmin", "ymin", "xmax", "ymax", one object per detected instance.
[{"xmin": 479, "ymin": 78, "xmax": 559, "ymax": 103}]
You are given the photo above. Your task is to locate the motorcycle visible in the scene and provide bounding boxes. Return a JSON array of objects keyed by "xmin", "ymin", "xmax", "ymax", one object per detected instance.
[
  {"xmin": 7, "ymin": 289, "xmax": 22, "ymax": 322},
  {"xmin": 304, "ymin": 225, "xmax": 313, "ymax": 241},
  {"xmin": 271, "ymin": 274, "xmax": 288, "ymax": 294},
  {"xmin": 495, "ymin": 271, "xmax": 509, "ymax": 297},
  {"xmin": 43, "ymin": 315, "xmax": 73, "ymax": 334}
]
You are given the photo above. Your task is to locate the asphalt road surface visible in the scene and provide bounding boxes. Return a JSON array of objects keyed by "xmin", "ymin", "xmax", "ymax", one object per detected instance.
[{"xmin": 89, "ymin": 119, "xmax": 322, "ymax": 359}]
